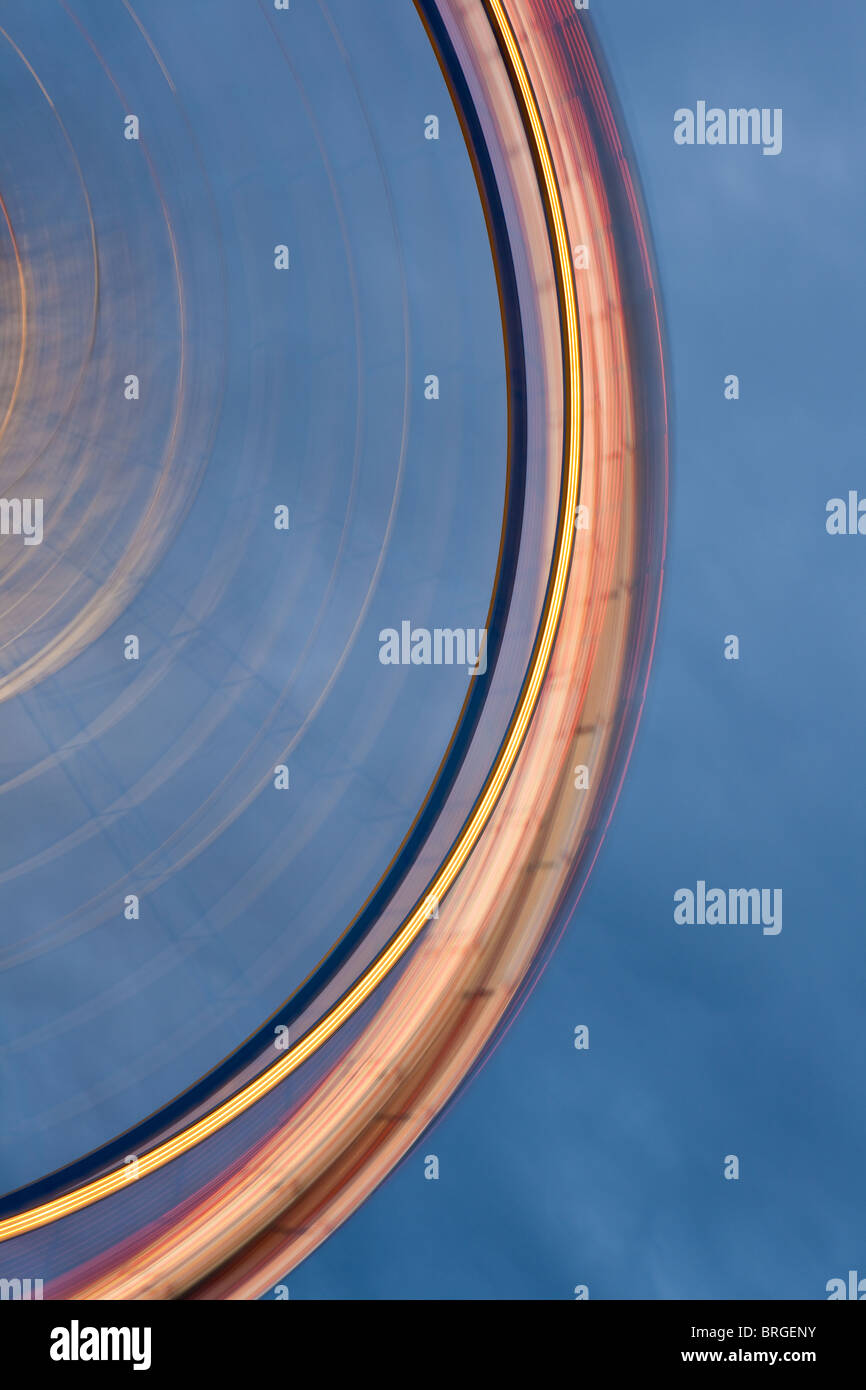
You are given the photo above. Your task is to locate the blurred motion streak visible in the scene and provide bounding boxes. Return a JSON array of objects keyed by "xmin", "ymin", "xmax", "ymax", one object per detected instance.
[{"xmin": 0, "ymin": 0, "xmax": 667, "ymax": 1298}]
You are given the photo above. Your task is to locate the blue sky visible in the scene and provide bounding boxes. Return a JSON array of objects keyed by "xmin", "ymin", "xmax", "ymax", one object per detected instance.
[{"xmin": 276, "ymin": 0, "xmax": 866, "ymax": 1299}]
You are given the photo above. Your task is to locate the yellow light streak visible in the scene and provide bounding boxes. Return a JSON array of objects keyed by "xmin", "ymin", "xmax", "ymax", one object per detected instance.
[{"xmin": 0, "ymin": 0, "xmax": 581, "ymax": 1242}]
